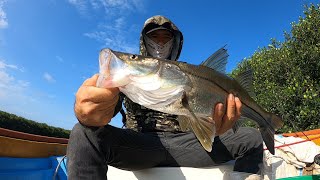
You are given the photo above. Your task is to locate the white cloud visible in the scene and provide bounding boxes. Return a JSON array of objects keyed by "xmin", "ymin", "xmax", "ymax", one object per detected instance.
[
  {"xmin": 0, "ymin": 60, "xmax": 68, "ymax": 129},
  {"xmin": 0, "ymin": 60, "xmax": 24, "ymax": 86},
  {"xmin": 68, "ymin": 0, "xmax": 88, "ymax": 15},
  {"xmin": 43, "ymin": 72, "xmax": 56, "ymax": 83},
  {"xmin": 68, "ymin": 0, "xmax": 145, "ymax": 17},
  {"xmin": 84, "ymin": 17, "xmax": 139, "ymax": 53},
  {"xmin": 89, "ymin": 0, "xmax": 100, "ymax": 10},
  {"xmin": 56, "ymin": 55, "xmax": 64, "ymax": 62},
  {"xmin": 99, "ymin": 0, "xmax": 142, "ymax": 15},
  {"xmin": 0, "ymin": 70, "xmax": 13, "ymax": 85},
  {"xmin": 68, "ymin": 0, "xmax": 144, "ymax": 58},
  {"xmin": 0, "ymin": 60, "xmax": 18, "ymax": 70},
  {"xmin": 17, "ymin": 80, "xmax": 30, "ymax": 88},
  {"xmin": 0, "ymin": 60, "xmax": 32, "ymax": 104},
  {"xmin": 0, "ymin": 0, "xmax": 8, "ymax": 29}
]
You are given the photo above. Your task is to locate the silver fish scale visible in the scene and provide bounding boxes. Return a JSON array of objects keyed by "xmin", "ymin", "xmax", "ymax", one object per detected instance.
[{"xmin": 182, "ymin": 72, "xmax": 227, "ymax": 117}]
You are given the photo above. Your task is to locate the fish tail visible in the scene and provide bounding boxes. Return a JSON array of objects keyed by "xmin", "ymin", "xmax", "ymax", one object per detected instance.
[
  {"xmin": 260, "ymin": 113, "xmax": 283, "ymax": 155},
  {"xmin": 241, "ymin": 106, "xmax": 283, "ymax": 155},
  {"xmin": 260, "ymin": 125, "xmax": 275, "ymax": 154},
  {"xmin": 270, "ymin": 113, "xmax": 284, "ymax": 130}
]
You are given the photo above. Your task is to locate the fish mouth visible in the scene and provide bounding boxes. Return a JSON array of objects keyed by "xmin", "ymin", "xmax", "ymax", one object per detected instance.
[{"xmin": 96, "ymin": 48, "xmax": 130, "ymax": 88}]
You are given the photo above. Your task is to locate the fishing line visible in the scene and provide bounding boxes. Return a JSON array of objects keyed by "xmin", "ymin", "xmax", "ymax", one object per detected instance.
[
  {"xmin": 270, "ymin": 115, "xmax": 312, "ymax": 151},
  {"xmin": 285, "ymin": 117, "xmax": 311, "ymax": 142}
]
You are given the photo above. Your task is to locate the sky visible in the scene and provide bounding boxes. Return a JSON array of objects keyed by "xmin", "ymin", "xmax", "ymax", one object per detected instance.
[{"xmin": 0, "ymin": 0, "xmax": 318, "ymax": 130}]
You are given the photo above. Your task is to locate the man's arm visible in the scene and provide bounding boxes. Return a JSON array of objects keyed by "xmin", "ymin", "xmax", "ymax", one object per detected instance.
[{"xmin": 74, "ymin": 74, "xmax": 120, "ymax": 127}]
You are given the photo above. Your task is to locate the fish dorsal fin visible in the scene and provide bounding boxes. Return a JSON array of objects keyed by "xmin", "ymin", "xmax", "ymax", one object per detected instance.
[
  {"xmin": 200, "ymin": 45, "xmax": 228, "ymax": 74},
  {"xmin": 234, "ymin": 68, "xmax": 256, "ymax": 98}
]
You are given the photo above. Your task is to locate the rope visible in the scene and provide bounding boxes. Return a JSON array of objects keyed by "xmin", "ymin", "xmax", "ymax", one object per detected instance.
[{"xmin": 263, "ymin": 134, "xmax": 320, "ymax": 150}]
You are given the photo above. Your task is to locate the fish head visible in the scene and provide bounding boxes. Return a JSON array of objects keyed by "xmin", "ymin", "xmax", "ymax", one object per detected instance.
[
  {"xmin": 96, "ymin": 48, "xmax": 191, "ymax": 110},
  {"xmin": 96, "ymin": 48, "xmax": 160, "ymax": 88}
]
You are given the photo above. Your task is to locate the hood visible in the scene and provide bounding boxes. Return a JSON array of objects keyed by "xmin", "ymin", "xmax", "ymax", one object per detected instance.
[{"xmin": 140, "ymin": 15, "xmax": 184, "ymax": 61}]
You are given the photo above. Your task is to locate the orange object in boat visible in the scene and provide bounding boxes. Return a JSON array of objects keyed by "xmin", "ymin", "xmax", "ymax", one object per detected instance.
[{"xmin": 282, "ymin": 129, "xmax": 320, "ymax": 146}]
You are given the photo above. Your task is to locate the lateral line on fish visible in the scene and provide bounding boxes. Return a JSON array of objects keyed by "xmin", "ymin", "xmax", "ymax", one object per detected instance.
[{"xmin": 179, "ymin": 64, "xmax": 233, "ymax": 96}]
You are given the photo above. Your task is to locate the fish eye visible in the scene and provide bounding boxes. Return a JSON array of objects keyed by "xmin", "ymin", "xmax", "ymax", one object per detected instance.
[{"xmin": 130, "ymin": 55, "xmax": 137, "ymax": 60}]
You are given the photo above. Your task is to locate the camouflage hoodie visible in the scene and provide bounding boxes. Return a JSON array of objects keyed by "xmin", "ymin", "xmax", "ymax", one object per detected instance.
[{"xmin": 121, "ymin": 15, "xmax": 184, "ymax": 132}]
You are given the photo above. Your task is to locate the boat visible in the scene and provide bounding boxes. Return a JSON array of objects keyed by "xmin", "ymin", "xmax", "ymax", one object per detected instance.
[
  {"xmin": 0, "ymin": 127, "xmax": 68, "ymax": 179},
  {"xmin": 0, "ymin": 127, "xmax": 67, "ymax": 158}
]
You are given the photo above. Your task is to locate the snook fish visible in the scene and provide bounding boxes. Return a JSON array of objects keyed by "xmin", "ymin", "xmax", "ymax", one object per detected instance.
[{"xmin": 96, "ymin": 48, "xmax": 283, "ymax": 154}]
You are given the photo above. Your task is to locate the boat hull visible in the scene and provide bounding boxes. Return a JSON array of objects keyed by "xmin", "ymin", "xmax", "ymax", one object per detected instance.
[{"xmin": 0, "ymin": 128, "xmax": 67, "ymax": 158}]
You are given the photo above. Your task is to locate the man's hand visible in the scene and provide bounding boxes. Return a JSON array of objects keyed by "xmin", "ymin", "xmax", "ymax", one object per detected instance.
[
  {"xmin": 213, "ymin": 94, "xmax": 242, "ymax": 135},
  {"xmin": 74, "ymin": 74, "xmax": 120, "ymax": 127}
]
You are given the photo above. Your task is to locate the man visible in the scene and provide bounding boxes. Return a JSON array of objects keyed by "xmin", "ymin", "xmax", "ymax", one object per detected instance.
[{"xmin": 67, "ymin": 15, "xmax": 263, "ymax": 179}]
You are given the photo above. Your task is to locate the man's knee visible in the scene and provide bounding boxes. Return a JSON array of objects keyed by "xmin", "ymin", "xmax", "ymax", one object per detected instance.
[
  {"xmin": 69, "ymin": 123, "xmax": 109, "ymax": 141},
  {"xmin": 244, "ymin": 127, "xmax": 263, "ymax": 147},
  {"xmin": 68, "ymin": 123, "xmax": 88, "ymax": 144},
  {"xmin": 68, "ymin": 123, "xmax": 114, "ymax": 151},
  {"xmin": 70, "ymin": 122, "xmax": 84, "ymax": 136},
  {"xmin": 235, "ymin": 127, "xmax": 263, "ymax": 156},
  {"xmin": 67, "ymin": 123, "xmax": 111, "ymax": 162},
  {"xmin": 68, "ymin": 123, "xmax": 100, "ymax": 152}
]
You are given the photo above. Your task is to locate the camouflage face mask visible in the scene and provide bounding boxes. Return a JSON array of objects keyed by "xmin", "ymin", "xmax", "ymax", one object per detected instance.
[{"xmin": 144, "ymin": 34, "xmax": 173, "ymax": 59}]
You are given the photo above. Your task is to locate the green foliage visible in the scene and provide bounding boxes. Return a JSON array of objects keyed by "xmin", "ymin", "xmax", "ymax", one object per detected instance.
[
  {"xmin": 0, "ymin": 110, "xmax": 70, "ymax": 138},
  {"xmin": 232, "ymin": 4, "xmax": 320, "ymax": 133}
]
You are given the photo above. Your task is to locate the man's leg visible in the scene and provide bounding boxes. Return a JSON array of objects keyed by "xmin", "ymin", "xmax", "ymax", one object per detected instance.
[
  {"xmin": 163, "ymin": 127, "xmax": 263, "ymax": 174},
  {"xmin": 67, "ymin": 123, "xmax": 168, "ymax": 180},
  {"xmin": 216, "ymin": 127, "xmax": 263, "ymax": 173},
  {"xmin": 67, "ymin": 123, "xmax": 107, "ymax": 180}
]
